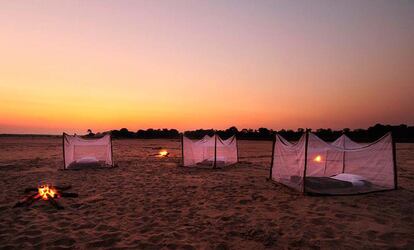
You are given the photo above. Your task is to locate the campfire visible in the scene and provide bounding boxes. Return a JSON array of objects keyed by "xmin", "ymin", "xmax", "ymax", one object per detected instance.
[
  {"xmin": 38, "ymin": 185, "xmax": 57, "ymax": 200},
  {"xmin": 14, "ymin": 184, "xmax": 78, "ymax": 210},
  {"xmin": 158, "ymin": 150, "xmax": 169, "ymax": 157}
]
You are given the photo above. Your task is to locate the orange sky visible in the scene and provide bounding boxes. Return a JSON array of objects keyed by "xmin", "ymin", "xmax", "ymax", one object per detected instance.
[{"xmin": 1, "ymin": 1, "xmax": 413, "ymax": 134}]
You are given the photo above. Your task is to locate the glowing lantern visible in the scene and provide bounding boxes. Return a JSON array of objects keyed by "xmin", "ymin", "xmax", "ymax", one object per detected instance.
[{"xmin": 313, "ymin": 155, "xmax": 322, "ymax": 163}]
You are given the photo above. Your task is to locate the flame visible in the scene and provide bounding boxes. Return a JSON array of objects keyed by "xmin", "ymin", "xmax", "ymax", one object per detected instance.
[
  {"xmin": 313, "ymin": 155, "xmax": 322, "ymax": 163},
  {"xmin": 159, "ymin": 150, "xmax": 169, "ymax": 157},
  {"xmin": 38, "ymin": 185, "xmax": 58, "ymax": 200}
]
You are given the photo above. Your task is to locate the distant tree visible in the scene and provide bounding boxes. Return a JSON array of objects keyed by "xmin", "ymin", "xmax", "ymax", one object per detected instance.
[
  {"xmin": 86, "ymin": 129, "xmax": 95, "ymax": 137},
  {"xmin": 241, "ymin": 128, "xmax": 249, "ymax": 134},
  {"xmin": 316, "ymin": 128, "xmax": 334, "ymax": 141},
  {"xmin": 226, "ymin": 126, "xmax": 238, "ymax": 134},
  {"xmin": 258, "ymin": 128, "xmax": 271, "ymax": 139}
]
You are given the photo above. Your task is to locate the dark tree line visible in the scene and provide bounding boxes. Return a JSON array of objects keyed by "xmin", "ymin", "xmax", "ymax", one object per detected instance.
[
  {"xmin": 103, "ymin": 124, "xmax": 414, "ymax": 143},
  {"xmin": 111, "ymin": 128, "xmax": 180, "ymax": 139},
  {"xmin": 186, "ymin": 124, "xmax": 414, "ymax": 142}
]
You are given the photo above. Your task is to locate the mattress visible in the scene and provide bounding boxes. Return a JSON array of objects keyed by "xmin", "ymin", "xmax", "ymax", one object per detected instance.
[
  {"xmin": 67, "ymin": 157, "xmax": 106, "ymax": 169},
  {"xmin": 289, "ymin": 175, "xmax": 375, "ymax": 195}
]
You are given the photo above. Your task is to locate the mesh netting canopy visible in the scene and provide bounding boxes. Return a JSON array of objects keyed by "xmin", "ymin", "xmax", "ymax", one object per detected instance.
[
  {"xmin": 331, "ymin": 134, "xmax": 363, "ymax": 149},
  {"xmin": 63, "ymin": 133, "xmax": 114, "ymax": 169},
  {"xmin": 182, "ymin": 134, "xmax": 238, "ymax": 167},
  {"xmin": 270, "ymin": 132, "xmax": 397, "ymax": 195}
]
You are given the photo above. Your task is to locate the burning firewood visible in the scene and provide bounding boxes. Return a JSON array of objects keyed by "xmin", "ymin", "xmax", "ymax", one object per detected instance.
[
  {"xmin": 25, "ymin": 194, "xmax": 42, "ymax": 207},
  {"xmin": 14, "ymin": 184, "xmax": 78, "ymax": 210},
  {"xmin": 46, "ymin": 194, "xmax": 64, "ymax": 210},
  {"xmin": 150, "ymin": 150, "xmax": 170, "ymax": 157},
  {"xmin": 24, "ymin": 185, "xmax": 72, "ymax": 194},
  {"xmin": 13, "ymin": 193, "xmax": 41, "ymax": 208},
  {"xmin": 159, "ymin": 150, "xmax": 169, "ymax": 157}
]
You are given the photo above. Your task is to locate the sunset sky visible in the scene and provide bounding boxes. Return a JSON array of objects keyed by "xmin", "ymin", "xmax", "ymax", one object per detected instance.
[{"xmin": 1, "ymin": 0, "xmax": 413, "ymax": 134}]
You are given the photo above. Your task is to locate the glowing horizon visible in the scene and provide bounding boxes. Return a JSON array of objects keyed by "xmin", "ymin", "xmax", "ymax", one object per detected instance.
[{"xmin": 1, "ymin": 1, "xmax": 413, "ymax": 134}]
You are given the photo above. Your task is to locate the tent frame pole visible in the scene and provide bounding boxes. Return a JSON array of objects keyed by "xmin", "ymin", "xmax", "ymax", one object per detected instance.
[
  {"xmin": 110, "ymin": 133, "xmax": 114, "ymax": 167},
  {"xmin": 323, "ymin": 150, "xmax": 329, "ymax": 176},
  {"xmin": 342, "ymin": 132, "xmax": 346, "ymax": 173},
  {"xmin": 213, "ymin": 133, "xmax": 217, "ymax": 168},
  {"xmin": 236, "ymin": 135, "xmax": 239, "ymax": 163},
  {"xmin": 269, "ymin": 134, "xmax": 276, "ymax": 180},
  {"xmin": 62, "ymin": 132, "xmax": 66, "ymax": 170},
  {"xmin": 392, "ymin": 133, "xmax": 398, "ymax": 189},
  {"xmin": 181, "ymin": 133, "xmax": 184, "ymax": 166},
  {"xmin": 303, "ymin": 130, "xmax": 310, "ymax": 194}
]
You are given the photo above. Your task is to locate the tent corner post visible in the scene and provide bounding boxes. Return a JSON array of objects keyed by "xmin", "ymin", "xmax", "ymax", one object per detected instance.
[
  {"xmin": 392, "ymin": 133, "xmax": 398, "ymax": 190},
  {"xmin": 303, "ymin": 129, "xmax": 310, "ymax": 194},
  {"xmin": 110, "ymin": 133, "xmax": 114, "ymax": 167},
  {"xmin": 181, "ymin": 133, "xmax": 184, "ymax": 166},
  {"xmin": 62, "ymin": 132, "xmax": 66, "ymax": 170},
  {"xmin": 236, "ymin": 135, "xmax": 239, "ymax": 163},
  {"xmin": 213, "ymin": 133, "xmax": 217, "ymax": 169},
  {"xmin": 323, "ymin": 150, "xmax": 329, "ymax": 176},
  {"xmin": 269, "ymin": 134, "xmax": 276, "ymax": 180},
  {"xmin": 342, "ymin": 133, "xmax": 346, "ymax": 173}
]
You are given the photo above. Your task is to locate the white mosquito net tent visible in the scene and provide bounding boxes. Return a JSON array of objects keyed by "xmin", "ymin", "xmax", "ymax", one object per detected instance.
[
  {"xmin": 331, "ymin": 134, "xmax": 362, "ymax": 149},
  {"xmin": 269, "ymin": 132, "xmax": 397, "ymax": 195},
  {"xmin": 182, "ymin": 134, "xmax": 238, "ymax": 167},
  {"xmin": 63, "ymin": 133, "xmax": 114, "ymax": 169}
]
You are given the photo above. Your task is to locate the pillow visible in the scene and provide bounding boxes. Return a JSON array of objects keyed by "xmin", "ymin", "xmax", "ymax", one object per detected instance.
[
  {"xmin": 331, "ymin": 173, "xmax": 366, "ymax": 187},
  {"xmin": 76, "ymin": 156, "xmax": 99, "ymax": 164}
]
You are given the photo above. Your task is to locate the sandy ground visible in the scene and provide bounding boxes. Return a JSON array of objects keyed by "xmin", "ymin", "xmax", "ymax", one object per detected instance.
[{"xmin": 0, "ymin": 137, "xmax": 413, "ymax": 249}]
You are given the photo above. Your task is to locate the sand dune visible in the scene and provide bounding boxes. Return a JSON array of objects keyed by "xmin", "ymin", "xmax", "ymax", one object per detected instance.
[{"xmin": 0, "ymin": 137, "xmax": 413, "ymax": 249}]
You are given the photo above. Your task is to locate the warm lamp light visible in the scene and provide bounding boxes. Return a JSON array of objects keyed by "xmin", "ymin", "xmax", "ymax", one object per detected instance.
[{"xmin": 313, "ymin": 155, "xmax": 322, "ymax": 162}]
